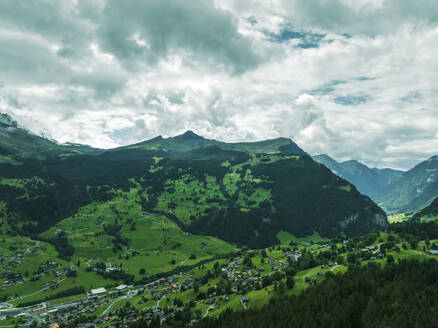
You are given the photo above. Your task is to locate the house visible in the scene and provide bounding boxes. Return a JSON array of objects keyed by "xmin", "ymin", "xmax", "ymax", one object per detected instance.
[
  {"xmin": 428, "ymin": 250, "xmax": 438, "ymax": 255},
  {"xmin": 241, "ymin": 296, "xmax": 249, "ymax": 304},
  {"xmin": 115, "ymin": 284, "xmax": 127, "ymax": 291},
  {"xmin": 90, "ymin": 287, "xmax": 107, "ymax": 295}
]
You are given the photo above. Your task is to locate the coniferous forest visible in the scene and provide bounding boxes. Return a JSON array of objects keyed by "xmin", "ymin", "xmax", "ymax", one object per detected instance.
[{"xmin": 196, "ymin": 259, "xmax": 438, "ymax": 328}]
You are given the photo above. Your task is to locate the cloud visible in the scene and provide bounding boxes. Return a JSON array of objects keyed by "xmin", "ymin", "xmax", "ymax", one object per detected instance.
[
  {"xmin": 280, "ymin": 0, "xmax": 438, "ymax": 35},
  {"xmin": 0, "ymin": 0, "xmax": 438, "ymax": 170},
  {"xmin": 97, "ymin": 0, "xmax": 261, "ymax": 74},
  {"xmin": 0, "ymin": 31, "xmax": 68, "ymax": 85}
]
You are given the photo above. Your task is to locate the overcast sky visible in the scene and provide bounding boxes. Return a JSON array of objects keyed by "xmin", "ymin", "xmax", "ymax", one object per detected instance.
[{"xmin": 1, "ymin": 0, "xmax": 438, "ymax": 170}]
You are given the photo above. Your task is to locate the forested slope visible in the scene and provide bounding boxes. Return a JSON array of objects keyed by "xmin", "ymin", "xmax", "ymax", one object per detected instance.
[{"xmin": 198, "ymin": 259, "xmax": 438, "ymax": 328}]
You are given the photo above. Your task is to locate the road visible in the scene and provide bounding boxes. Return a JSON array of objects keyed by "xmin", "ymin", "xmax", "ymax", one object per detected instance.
[{"xmin": 101, "ymin": 295, "xmax": 127, "ymax": 317}]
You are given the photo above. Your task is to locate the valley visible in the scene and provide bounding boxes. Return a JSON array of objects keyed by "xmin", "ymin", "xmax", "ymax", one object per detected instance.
[
  {"xmin": 1, "ymin": 221, "xmax": 438, "ymax": 327},
  {"xmin": 0, "ymin": 115, "xmax": 438, "ymax": 327}
]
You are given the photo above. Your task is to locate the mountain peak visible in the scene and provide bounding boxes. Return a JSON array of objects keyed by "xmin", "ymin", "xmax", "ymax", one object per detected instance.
[
  {"xmin": 173, "ymin": 130, "xmax": 204, "ymax": 141},
  {"xmin": 313, "ymin": 154, "xmax": 336, "ymax": 162},
  {"xmin": 0, "ymin": 113, "xmax": 18, "ymax": 128}
]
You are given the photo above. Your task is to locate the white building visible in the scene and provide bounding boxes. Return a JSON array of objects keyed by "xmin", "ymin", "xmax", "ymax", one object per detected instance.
[{"xmin": 90, "ymin": 287, "xmax": 107, "ymax": 295}]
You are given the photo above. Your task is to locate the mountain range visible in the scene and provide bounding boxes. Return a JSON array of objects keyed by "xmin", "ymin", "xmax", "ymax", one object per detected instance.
[
  {"xmin": 313, "ymin": 153, "xmax": 438, "ymax": 214},
  {"xmin": 0, "ymin": 113, "xmax": 386, "ymax": 248},
  {"xmin": 414, "ymin": 196, "xmax": 438, "ymax": 220},
  {"xmin": 379, "ymin": 156, "xmax": 438, "ymax": 213},
  {"xmin": 312, "ymin": 154, "xmax": 404, "ymax": 201},
  {"xmin": 2, "ymin": 111, "xmax": 438, "ymax": 248}
]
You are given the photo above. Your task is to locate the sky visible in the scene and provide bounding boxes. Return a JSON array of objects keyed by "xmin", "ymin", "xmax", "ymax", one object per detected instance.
[{"xmin": 1, "ymin": 0, "xmax": 438, "ymax": 170}]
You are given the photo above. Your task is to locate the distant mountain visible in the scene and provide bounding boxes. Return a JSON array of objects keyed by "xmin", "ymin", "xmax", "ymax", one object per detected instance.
[
  {"xmin": 379, "ymin": 156, "xmax": 438, "ymax": 213},
  {"xmin": 0, "ymin": 113, "xmax": 59, "ymax": 156},
  {"xmin": 0, "ymin": 113, "xmax": 101, "ymax": 158},
  {"xmin": 0, "ymin": 128, "xmax": 386, "ymax": 248},
  {"xmin": 125, "ymin": 130, "xmax": 308, "ymax": 156},
  {"xmin": 312, "ymin": 154, "xmax": 403, "ymax": 200},
  {"xmin": 413, "ymin": 196, "xmax": 438, "ymax": 220}
]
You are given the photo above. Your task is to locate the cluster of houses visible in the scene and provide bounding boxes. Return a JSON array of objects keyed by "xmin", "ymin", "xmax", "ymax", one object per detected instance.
[
  {"xmin": 10, "ymin": 233, "xmax": 434, "ymax": 327},
  {"xmin": 39, "ymin": 297, "xmax": 110, "ymax": 327},
  {"xmin": 37, "ymin": 261, "xmax": 62, "ymax": 276},
  {"xmin": 1, "ymin": 251, "xmax": 24, "ymax": 269},
  {"xmin": 1, "ymin": 271, "xmax": 23, "ymax": 290},
  {"xmin": 148, "ymin": 273, "xmax": 185, "ymax": 300}
]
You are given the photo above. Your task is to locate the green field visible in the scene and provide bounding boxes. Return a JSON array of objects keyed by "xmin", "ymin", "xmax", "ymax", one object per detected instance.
[
  {"xmin": 43, "ymin": 188, "xmax": 235, "ymax": 275},
  {"xmin": 387, "ymin": 213, "xmax": 410, "ymax": 223}
]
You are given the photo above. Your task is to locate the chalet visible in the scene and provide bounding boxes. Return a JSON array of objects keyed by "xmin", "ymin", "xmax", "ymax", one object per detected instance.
[{"xmin": 241, "ymin": 296, "xmax": 249, "ymax": 304}]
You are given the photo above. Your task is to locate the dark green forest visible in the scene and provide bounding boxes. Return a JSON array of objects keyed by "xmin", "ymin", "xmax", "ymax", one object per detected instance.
[
  {"xmin": 149, "ymin": 259, "xmax": 438, "ymax": 328},
  {"xmin": 0, "ymin": 144, "xmax": 386, "ymax": 249}
]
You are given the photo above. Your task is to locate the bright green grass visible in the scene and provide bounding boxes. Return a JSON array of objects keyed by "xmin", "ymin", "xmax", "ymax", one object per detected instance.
[
  {"xmin": 420, "ymin": 215, "xmax": 438, "ymax": 222},
  {"xmin": 0, "ymin": 155, "xmax": 21, "ymax": 166},
  {"xmin": 0, "ymin": 317, "xmax": 30, "ymax": 327},
  {"xmin": 338, "ymin": 185, "xmax": 352, "ymax": 192},
  {"xmin": 0, "ymin": 234, "xmax": 69, "ymax": 302},
  {"xmin": 387, "ymin": 213, "xmax": 410, "ymax": 223},
  {"xmin": 154, "ymin": 175, "xmax": 226, "ymax": 223},
  {"xmin": 153, "ymin": 167, "xmax": 271, "ymax": 223},
  {"xmin": 41, "ymin": 187, "xmax": 235, "ymax": 284},
  {"xmin": 47, "ymin": 293, "xmax": 87, "ymax": 306}
]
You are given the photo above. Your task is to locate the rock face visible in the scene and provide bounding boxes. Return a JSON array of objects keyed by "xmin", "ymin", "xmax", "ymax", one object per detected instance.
[{"xmin": 0, "ymin": 113, "xmax": 18, "ymax": 128}]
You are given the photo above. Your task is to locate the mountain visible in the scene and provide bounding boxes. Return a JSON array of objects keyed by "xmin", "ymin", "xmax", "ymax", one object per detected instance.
[
  {"xmin": 0, "ymin": 128, "xmax": 386, "ymax": 248},
  {"xmin": 0, "ymin": 113, "xmax": 60, "ymax": 156},
  {"xmin": 378, "ymin": 156, "xmax": 438, "ymax": 213},
  {"xmin": 125, "ymin": 130, "xmax": 308, "ymax": 155},
  {"xmin": 0, "ymin": 113, "xmax": 101, "ymax": 158},
  {"xmin": 312, "ymin": 154, "xmax": 403, "ymax": 200},
  {"xmin": 413, "ymin": 196, "xmax": 438, "ymax": 221}
]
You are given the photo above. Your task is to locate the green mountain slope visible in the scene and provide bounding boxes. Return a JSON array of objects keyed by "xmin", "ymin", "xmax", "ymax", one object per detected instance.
[
  {"xmin": 313, "ymin": 154, "xmax": 403, "ymax": 200},
  {"xmin": 0, "ymin": 129, "xmax": 386, "ymax": 248},
  {"xmin": 124, "ymin": 130, "xmax": 307, "ymax": 155},
  {"xmin": 0, "ymin": 113, "xmax": 101, "ymax": 159},
  {"xmin": 413, "ymin": 196, "xmax": 438, "ymax": 221},
  {"xmin": 379, "ymin": 156, "xmax": 438, "ymax": 213}
]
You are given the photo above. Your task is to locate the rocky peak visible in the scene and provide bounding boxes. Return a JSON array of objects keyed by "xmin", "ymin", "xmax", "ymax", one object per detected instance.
[
  {"xmin": 173, "ymin": 130, "xmax": 204, "ymax": 141},
  {"xmin": 0, "ymin": 113, "xmax": 18, "ymax": 128}
]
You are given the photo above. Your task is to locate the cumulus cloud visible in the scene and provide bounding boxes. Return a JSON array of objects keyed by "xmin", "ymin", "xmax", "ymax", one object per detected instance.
[
  {"xmin": 97, "ymin": 0, "xmax": 261, "ymax": 74},
  {"xmin": 0, "ymin": 0, "xmax": 437, "ymax": 170}
]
